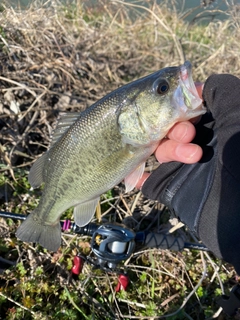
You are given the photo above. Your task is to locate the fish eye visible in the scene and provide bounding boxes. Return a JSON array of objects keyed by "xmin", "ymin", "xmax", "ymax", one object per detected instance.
[{"xmin": 153, "ymin": 79, "xmax": 170, "ymax": 95}]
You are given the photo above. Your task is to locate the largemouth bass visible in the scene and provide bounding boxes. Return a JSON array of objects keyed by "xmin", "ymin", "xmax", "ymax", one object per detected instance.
[{"xmin": 16, "ymin": 61, "xmax": 206, "ymax": 251}]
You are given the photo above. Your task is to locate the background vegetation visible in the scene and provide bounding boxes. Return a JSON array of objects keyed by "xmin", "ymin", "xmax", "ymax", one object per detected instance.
[{"xmin": 0, "ymin": 0, "xmax": 240, "ymax": 319}]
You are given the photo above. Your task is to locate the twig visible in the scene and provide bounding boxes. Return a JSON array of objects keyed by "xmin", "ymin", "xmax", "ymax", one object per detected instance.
[
  {"xmin": 18, "ymin": 91, "xmax": 47, "ymax": 121},
  {"xmin": 130, "ymin": 190, "xmax": 141, "ymax": 213},
  {"xmin": 0, "ymin": 76, "xmax": 37, "ymax": 97},
  {"xmin": 117, "ymin": 298, "xmax": 147, "ymax": 309},
  {"xmin": 0, "ymin": 291, "xmax": 36, "ymax": 315}
]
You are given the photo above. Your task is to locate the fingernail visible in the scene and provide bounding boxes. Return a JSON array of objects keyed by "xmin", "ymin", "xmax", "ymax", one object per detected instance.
[{"xmin": 176, "ymin": 144, "xmax": 199, "ymax": 160}]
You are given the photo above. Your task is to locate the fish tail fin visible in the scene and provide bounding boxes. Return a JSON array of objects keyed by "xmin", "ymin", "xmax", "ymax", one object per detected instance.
[{"xmin": 16, "ymin": 214, "xmax": 61, "ymax": 252}]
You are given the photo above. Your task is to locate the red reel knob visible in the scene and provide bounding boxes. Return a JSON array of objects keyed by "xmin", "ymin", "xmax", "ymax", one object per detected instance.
[
  {"xmin": 115, "ymin": 274, "xmax": 129, "ymax": 292},
  {"xmin": 72, "ymin": 256, "xmax": 83, "ymax": 275}
]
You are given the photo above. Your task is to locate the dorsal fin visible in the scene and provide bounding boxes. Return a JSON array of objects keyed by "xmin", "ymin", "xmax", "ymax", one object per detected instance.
[{"xmin": 50, "ymin": 112, "xmax": 81, "ymax": 146}]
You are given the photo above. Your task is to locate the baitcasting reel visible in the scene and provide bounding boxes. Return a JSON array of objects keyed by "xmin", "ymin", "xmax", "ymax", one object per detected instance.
[{"xmin": 72, "ymin": 222, "xmax": 136, "ymax": 270}]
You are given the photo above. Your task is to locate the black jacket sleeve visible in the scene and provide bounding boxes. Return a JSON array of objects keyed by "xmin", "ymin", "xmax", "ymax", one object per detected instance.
[{"xmin": 141, "ymin": 74, "xmax": 240, "ymax": 274}]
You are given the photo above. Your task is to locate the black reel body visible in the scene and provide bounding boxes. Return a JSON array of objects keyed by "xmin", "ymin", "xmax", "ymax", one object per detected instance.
[{"xmin": 91, "ymin": 223, "xmax": 136, "ymax": 269}]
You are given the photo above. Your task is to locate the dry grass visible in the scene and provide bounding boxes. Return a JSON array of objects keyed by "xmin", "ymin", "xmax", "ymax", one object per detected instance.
[{"xmin": 0, "ymin": 0, "xmax": 240, "ymax": 319}]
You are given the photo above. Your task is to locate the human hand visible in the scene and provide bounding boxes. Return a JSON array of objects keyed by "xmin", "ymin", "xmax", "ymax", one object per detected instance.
[
  {"xmin": 139, "ymin": 74, "xmax": 240, "ymax": 274},
  {"xmin": 136, "ymin": 82, "xmax": 204, "ymax": 189}
]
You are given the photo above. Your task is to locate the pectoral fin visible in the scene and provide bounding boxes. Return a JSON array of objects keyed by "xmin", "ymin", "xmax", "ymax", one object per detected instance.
[
  {"xmin": 73, "ymin": 197, "xmax": 100, "ymax": 227},
  {"xmin": 124, "ymin": 162, "xmax": 145, "ymax": 193}
]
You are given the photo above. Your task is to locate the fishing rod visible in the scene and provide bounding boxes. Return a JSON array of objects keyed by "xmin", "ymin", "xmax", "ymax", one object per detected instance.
[{"xmin": 0, "ymin": 210, "xmax": 208, "ymax": 274}]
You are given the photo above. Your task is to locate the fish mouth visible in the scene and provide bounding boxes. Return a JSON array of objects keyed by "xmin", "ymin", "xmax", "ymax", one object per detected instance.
[{"xmin": 179, "ymin": 61, "xmax": 203, "ymax": 110}]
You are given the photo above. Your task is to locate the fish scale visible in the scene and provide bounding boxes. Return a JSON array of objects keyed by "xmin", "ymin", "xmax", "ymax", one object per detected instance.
[{"xmin": 16, "ymin": 61, "xmax": 206, "ymax": 251}]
